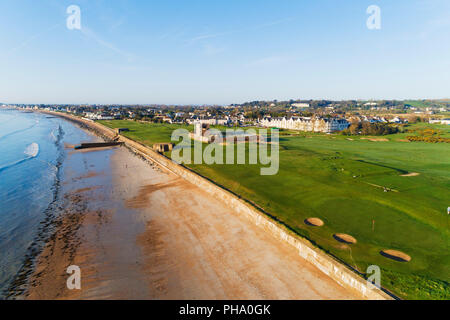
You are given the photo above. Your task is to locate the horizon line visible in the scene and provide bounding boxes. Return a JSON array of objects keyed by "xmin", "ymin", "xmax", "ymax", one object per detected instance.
[{"xmin": 2, "ymin": 97, "xmax": 450, "ymax": 107}]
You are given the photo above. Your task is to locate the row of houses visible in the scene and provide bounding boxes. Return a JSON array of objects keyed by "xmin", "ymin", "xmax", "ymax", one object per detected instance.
[
  {"xmin": 259, "ymin": 117, "xmax": 350, "ymax": 133},
  {"xmin": 84, "ymin": 112, "xmax": 117, "ymax": 120},
  {"xmin": 185, "ymin": 117, "xmax": 230, "ymax": 126},
  {"xmin": 429, "ymin": 118, "xmax": 450, "ymax": 125},
  {"xmin": 354, "ymin": 115, "xmax": 407, "ymax": 124}
]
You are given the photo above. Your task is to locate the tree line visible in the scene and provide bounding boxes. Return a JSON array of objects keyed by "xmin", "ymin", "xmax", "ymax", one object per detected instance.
[{"xmin": 341, "ymin": 122, "xmax": 400, "ymax": 136}]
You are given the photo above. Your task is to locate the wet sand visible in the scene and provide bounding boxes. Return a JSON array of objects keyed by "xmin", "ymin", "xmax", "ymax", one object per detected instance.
[{"xmin": 26, "ymin": 145, "xmax": 363, "ymax": 300}]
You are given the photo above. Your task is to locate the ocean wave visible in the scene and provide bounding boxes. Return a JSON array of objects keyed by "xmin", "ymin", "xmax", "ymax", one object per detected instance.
[
  {"xmin": 0, "ymin": 143, "xmax": 40, "ymax": 173},
  {"xmin": 0, "ymin": 114, "xmax": 18, "ymax": 125},
  {"xmin": 39, "ymin": 159, "xmax": 58, "ymax": 172},
  {"xmin": 24, "ymin": 142, "xmax": 39, "ymax": 158},
  {"xmin": 0, "ymin": 122, "xmax": 38, "ymax": 141},
  {"xmin": 50, "ymin": 129, "xmax": 57, "ymax": 142}
]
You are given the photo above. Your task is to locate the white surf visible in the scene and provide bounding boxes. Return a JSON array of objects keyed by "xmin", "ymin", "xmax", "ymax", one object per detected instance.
[
  {"xmin": 0, "ymin": 143, "xmax": 40, "ymax": 173},
  {"xmin": 24, "ymin": 142, "xmax": 39, "ymax": 158}
]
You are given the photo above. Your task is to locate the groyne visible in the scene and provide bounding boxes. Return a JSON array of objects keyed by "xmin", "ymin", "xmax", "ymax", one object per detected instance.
[{"xmin": 74, "ymin": 142, "xmax": 123, "ymax": 150}]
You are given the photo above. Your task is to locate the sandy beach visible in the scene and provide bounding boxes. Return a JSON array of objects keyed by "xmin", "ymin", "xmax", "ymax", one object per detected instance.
[{"xmin": 24, "ymin": 141, "xmax": 363, "ymax": 300}]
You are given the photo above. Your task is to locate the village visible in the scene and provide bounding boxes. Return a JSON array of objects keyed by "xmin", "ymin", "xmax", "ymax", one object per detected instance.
[{"xmin": 6, "ymin": 99, "xmax": 450, "ymax": 134}]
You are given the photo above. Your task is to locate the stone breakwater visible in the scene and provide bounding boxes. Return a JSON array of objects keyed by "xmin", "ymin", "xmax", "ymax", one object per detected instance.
[{"xmin": 41, "ymin": 111, "xmax": 394, "ymax": 300}]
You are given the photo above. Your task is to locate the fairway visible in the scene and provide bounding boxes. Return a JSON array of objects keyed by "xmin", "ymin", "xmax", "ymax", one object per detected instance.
[{"xmin": 100, "ymin": 120, "xmax": 450, "ymax": 299}]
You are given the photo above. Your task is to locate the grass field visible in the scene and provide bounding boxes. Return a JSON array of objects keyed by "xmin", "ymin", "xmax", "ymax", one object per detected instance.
[
  {"xmin": 404, "ymin": 100, "xmax": 433, "ymax": 109},
  {"xmin": 99, "ymin": 120, "xmax": 450, "ymax": 299},
  {"xmin": 404, "ymin": 100, "xmax": 447, "ymax": 109}
]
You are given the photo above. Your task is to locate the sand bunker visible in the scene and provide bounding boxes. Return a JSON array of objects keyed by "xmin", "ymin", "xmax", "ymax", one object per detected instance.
[
  {"xmin": 360, "ymin": 137, "xmax": 389, "ymax": 142},
  {"xmin": 333, "ymin": 233, "xmax": 357, "ymax": 244},
  {"xmin": 371, "ymin": 138, "xmax": 388, "ymax": 142},
  {"xmin": 380, "ymin": 250, "xmax": 411, "ymax": 262},
  {"xmin": 401, "ymin": 172, "xmax": 420, "ymax": 177},
  {"xmin": 304, "ymin": 218, "xmax": 324, "ymax": 227}
]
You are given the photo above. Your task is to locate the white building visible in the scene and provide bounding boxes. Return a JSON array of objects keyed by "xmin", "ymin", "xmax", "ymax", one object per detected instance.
[
  {"xmin": 186, "ymin": 118, "xmax": 229, "ymax": 126},
  {"xmin": 389, "ymin": 117, "xmax": 403, "ymax": 123},
  {"xmin": 84, "ymin": 112, "xmax": 114, "ymax": 120},
  {"xmin": 260, "ymin": 117, "xmax": 349, "ymax": 133},
  {"xmin": 291, "ymin": 103, "xmax": 310, "ymax": 108},
  {"xmin": 429, "ymin": 118, "xmax": 450, "ymax": 125}
]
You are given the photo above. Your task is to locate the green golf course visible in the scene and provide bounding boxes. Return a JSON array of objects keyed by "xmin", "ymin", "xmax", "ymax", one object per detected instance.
[{"xmin": 99, "ymin": 120, "xmax": 450, "ymax": 300}]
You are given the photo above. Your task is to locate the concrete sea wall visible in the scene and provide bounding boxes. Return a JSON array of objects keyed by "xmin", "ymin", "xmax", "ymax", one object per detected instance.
[{"xmin": 45, "ymin": 111, "xmax": 393, "ymax": 300}]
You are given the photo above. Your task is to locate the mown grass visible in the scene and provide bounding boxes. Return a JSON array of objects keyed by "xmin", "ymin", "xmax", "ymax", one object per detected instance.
[
  {"xmin": 99, "ymin": 120, "xmax": 450, "ymax": 299},
  {"xmin": 99, "ymin": 120, "xmax": 190, "ymax": 145}
]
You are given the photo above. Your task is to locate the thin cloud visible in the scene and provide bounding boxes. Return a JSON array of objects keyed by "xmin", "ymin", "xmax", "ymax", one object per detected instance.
[
  {"xmin": 80, "ymin": 27, "xmax": 134, "ymax": 62},
  {"xmin": 158, "ymin": 28, "xmax": 187, "ymax": 41},
  {"xmin": 109, "ymin": 17, "xmax": 126, "ymax": 31},
  {"xmin": 189, "ymin": 31, "xmax": 231, "ymax": 43},
  {"xmin": 7, "ymin": 23, "xmax": 61, "ymax": 55},
  {"xmin": 187, "ymin": 17, "xmax": 295, "ymax": 44},
  {"xmin": 203, "ymin": 44, "xmax": 225, "ymax": 56},
  {"xmin": 250, "ymin": 17, "xmax": 295, "ymax": 30},
  {"xmin": 246, "ymin": 55, "xmax": 297, "ymax": 67}
]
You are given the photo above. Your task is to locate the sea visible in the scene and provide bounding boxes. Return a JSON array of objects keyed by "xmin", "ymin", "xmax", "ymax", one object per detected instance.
[{"xmin": 0, "ymin": 108, "xmax": 97, "ymax": 298}]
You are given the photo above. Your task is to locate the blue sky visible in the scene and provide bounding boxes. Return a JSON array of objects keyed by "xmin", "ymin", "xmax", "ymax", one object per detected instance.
[{"xmin": 0, "ymin": 0, "xmax": 449, "ymax": 105}]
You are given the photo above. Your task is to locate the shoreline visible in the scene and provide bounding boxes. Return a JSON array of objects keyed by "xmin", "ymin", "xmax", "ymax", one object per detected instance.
[
  {"xmin": 4, "ymin": 116, "xmax": 110, "ymax": 299},
  {"xmin": 25, "ymin": 145, "xmax": 151, "ymax": 299},
  {"xmin": 3, "ymin": 123, "xmax": 67, "ymax": 299},
  {"xmin": 17, "ymin": 111, "xmax": 382, "ymax": 299}
]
